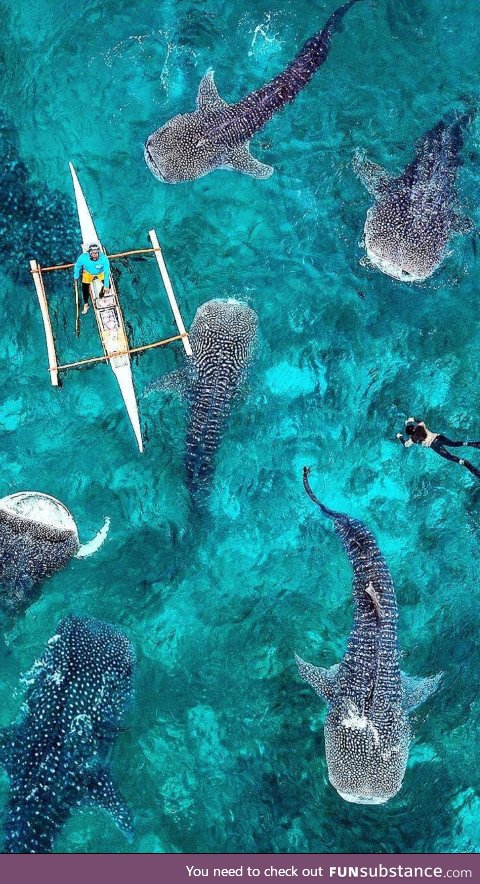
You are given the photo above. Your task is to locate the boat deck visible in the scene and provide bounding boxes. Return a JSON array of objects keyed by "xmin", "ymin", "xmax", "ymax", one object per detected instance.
[{"xmin": 90, "ymin": 279, "xmax": 129, "ymax": 363}]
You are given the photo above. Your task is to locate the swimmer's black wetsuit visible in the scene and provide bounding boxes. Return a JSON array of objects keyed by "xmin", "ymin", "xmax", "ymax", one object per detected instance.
[
  {"xmin": 430, "ymin": 435, "xmax": 480, "ymax": 479},
  {"xmin": 399, "ymin": 426, "xmax": 480, "ymax": 479}
]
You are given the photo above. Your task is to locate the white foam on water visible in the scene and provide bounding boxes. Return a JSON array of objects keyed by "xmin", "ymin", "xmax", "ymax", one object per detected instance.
[{"xmin": 76, "ymin": 516, "xmax": 111, "ymax": 558}]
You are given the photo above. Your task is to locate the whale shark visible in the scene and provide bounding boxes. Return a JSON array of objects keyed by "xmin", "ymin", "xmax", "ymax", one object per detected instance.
[
  {"xmin": 0, "ymin": 492, "xmax": 109, "ymax": 616},
  {"xmin": 0, "ymin": 615, "xmax": 134, "ymax": 853},
  {"xmin": 147, "ymin": 298, "xmax": 257, "ymax": 501},
  {"xmin": 297, "ymin": 468, "xmax": 442, "ymax": 805},
  {"xmin": 354, "ymin": 109, "xmax": 475, "ymax": 281},
  {"xmin": 145, "ymin": 0, "xmax": 365, "ymax": 183},
  {"xmin": 0, "ymin": 113, "xmax": 77, "ymax": 279}
]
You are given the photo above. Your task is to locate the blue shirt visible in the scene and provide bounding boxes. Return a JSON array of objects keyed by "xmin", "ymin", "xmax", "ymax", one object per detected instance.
[{"xmin": 73, "ymin": 252, "xmax": 110, "ymax": 287}]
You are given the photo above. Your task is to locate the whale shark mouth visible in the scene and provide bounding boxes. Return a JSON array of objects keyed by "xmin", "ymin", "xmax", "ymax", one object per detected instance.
[
  {"xmin": 144, "ymin": 143, "xmax": 166, "ymax": 182},
  {"xmin": 337, "ymin": 791, "xmax": 389, "ymax": 805},
  {"xmin": 0, "ymin": 491, "xmax": 78, "ymax": 536},
  {"xmin": 364, "ymin": 244, "xmax": 429, "ymax": 283}
]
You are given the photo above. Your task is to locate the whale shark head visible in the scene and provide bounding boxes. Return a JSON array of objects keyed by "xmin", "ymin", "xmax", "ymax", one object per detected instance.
[
  {"xmin": 363, "ymin": 198, "xmax": 451, "ymax": 282},
  {"xmin": 145, "ymin": 112, "xmax": 221, "ymax": 183},
  {"xmin": 0, "ymin": 492, "xmax": 79, "ymax": 615},
  {"xmin": 324, "ymin": 699, "xmax": 411, "ymax": 804},
  {"xmin": 0, "ymin": 491, "xmax": 78, "ymax": 538},
  {"xmin": 191, "ymin": 298, "xmax": 258, "ymax": 362}
]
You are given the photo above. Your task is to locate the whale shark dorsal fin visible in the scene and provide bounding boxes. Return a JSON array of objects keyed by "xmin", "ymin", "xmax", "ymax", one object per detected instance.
[
  {"xmin": 224, "ymin": 143, "xmax": 273, "ymax": 179},
  {"xmin": 295, "ymin": 654, "xmax": 339, "ymax": 703},
  {"xmin": 353, "ymin": 151, "xmax": 390, "ymax": 198},
  {"xmin": 197, "ymin": 70, "xmax": 228, "ymax": 112},
  {"xmin": 86, "ymin": 768, "xmax": 133, "ymax": 840},
  {"xmin": 401, "ymin": 672, "xmax": 443, "ymax": 712}
]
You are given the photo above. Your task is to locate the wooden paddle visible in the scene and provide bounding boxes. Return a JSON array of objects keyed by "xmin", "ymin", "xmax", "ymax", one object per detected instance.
[{"xmin": 74, "ymin": 279, "xmax": 80, "ymax": 337}]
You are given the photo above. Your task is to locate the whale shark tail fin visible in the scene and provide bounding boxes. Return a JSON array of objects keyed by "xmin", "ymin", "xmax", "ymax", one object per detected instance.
[{"xmin": 302, "ymin": 466, "xmax": 344, "ymax": 520}]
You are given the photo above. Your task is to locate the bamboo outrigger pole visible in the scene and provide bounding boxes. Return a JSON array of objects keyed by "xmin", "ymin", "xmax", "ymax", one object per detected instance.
[
  {"xmin": 35, "ymin": 248, "xmax": 157, "ymax": 274},
  {"xmin": 30, "ymin": 260, "xmax": 59, "ymax": 386},
  {"xmin": 52, "ymin": 333, "xmax": 188, "ymax": 372},
  {"xmin": 148, "ymin": 229, "xmax": 193, "ymax": 358}
]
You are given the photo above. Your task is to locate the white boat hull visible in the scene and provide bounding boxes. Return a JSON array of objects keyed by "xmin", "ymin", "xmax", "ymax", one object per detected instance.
[
  {"xmin": 69, "ymin": 163, "xmax": 143, "ymax": 452},
  {"xmin": 111, "ymin": 361, "xmax": 144, "ymax": 453}
]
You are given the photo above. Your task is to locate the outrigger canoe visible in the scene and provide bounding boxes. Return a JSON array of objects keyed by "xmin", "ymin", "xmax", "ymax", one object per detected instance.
[
  {"xmin": 30, "ymin": 168, "xmax": 192, "ymax": 455},
  {"xmin": 69, "ymin": 163, "xmax": 144, "ymax": 452}
]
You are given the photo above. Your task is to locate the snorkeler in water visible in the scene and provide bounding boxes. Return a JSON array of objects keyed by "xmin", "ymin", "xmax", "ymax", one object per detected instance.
[{"xmin": 396, "ymin": 417, "xmax": 480, "ymax": 479}]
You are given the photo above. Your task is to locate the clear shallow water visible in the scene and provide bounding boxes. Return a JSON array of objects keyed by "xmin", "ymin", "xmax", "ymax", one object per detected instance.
[{"xmin": 0, "ymin": 0, "xmax": 479, "ymax": 855}]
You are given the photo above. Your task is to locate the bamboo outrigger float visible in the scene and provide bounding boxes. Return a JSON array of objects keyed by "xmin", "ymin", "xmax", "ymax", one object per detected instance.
[{"xmin": 30, "ymin": 165, "xmax": 192, "ymax": 453}]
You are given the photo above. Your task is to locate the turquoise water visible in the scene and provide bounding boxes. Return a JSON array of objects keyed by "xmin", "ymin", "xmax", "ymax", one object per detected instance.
[{"xmin": 0, "ymin": 0, "xmax": 479, "ymax": 854}]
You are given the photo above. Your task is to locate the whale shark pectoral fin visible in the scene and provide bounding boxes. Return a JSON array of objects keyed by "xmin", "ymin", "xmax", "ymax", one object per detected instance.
[
  {"xmin": 451, "ymin": 212, "xmax": 474, "ymax": 235},
  {"xmin": 144, "ymin": 367, "xmax": 193, "ymax": 399},
  {"xmin": 401, "ymin": 672, "xmax": 443, "ymax": 712},
  {"xmin": 86, "ymin": 768, "xmax": 133, "ymax": 841},
  {"xmin": 223, "ymin": 144, "xmax": 273, "ymax": 179},
  {"xmin": 197, "ymin": 70, "xmax": 229, "ymax": 112},
  {"xmin": 295, "ymin": 654, "xmax": 339, "ymax": 703},
  {"xmin": 353, "ymin": 151, "xmax": 390, "ymax": 198}
]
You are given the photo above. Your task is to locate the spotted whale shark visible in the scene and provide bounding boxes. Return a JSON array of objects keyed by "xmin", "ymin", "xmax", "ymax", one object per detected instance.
[
  {"xmin": 0, "ymin": 113, "xmax": 77, "ymax": 278},
  {"xmin": 0, "ymin": 492, "xmax": 109, "ymax": 616},
  {"xmin": 145, "ymin": 0, "xmax": 365, "ymax": 183},
  {"xmin": 297, "ymin": 469, "xmax": 442, "ymax": 805},
  {"xmin": 147, "ymin": 299, "xmax": 257, "ymax": 502},
  {"xmin": 0, "ymin": 615, "xmax": 134, "ymax": 853},
  {"xmin": 354, "ymin": 108, "xmax": 475, "ymax": 281}
]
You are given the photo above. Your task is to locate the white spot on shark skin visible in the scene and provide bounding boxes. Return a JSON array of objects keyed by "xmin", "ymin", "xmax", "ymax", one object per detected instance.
[
  {"xmin": 76, "ymin": 517, "xmax": 110, "ymax": 559},
  {"xmin": 341, "ymin": 702, "xmax": 380, "ymax": 746}
]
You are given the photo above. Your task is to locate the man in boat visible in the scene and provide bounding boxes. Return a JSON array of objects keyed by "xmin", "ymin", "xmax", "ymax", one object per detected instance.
[{"xmin": 73, "ymin": 243, "xmax": 111, "ymax": 314}]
